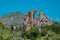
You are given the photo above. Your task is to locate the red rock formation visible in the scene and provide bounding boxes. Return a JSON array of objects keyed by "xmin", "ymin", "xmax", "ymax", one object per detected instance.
[{"xmin": 24, "ymin": 10, "xmax": 51, "ymax": 31}]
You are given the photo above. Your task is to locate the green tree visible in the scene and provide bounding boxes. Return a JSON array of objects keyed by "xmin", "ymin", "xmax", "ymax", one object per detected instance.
[
  {"xmin": 0, "ymin": 20, "xmax": 12, "ymax": 40},
  {"xmin": 43, "ymin": 24, "xmax": 60, "ymax": 34},
  {"xmin": 21, "ymin": 27, "xmax": 40, "ymax": 40}
]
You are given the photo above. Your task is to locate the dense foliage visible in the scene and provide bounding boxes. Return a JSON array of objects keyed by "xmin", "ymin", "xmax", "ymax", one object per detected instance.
[
  {"xmin": 0, "ymin": 20, "xmax": 22, "ymax": 40},
  {"xmin": 21, "ymin": 27, "xmax": 40, "ymax": 40},
  {"xmin": 0, "ymin": 20, "xmax": 60, "ymax": 40},
  {"xmin": 22, "ymin": 24, "xmax": 60, "ymax": 40}
]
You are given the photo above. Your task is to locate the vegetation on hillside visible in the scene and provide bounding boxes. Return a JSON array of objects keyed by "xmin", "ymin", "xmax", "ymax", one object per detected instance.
[{"xmin": 0, "ymin": 20, "xmax": 60, "ymax": 40}]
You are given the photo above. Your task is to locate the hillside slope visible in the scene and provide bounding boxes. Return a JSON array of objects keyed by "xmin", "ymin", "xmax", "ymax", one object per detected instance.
[{"xmin": 0, "ymin": 12, "xmax": 25, "ymax": 29}]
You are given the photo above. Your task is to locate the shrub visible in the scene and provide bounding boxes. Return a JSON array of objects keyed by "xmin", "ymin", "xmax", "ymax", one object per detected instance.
[
  {"xmin": 21, "ymin": 27, "xmax": 40, "ymax": 40},
  {"xmin": 43, "ymin": 24, "xmax": 60, "ymax": 34}
]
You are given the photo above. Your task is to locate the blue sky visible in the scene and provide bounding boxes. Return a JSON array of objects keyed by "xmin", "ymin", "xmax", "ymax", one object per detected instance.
[{"xmin": 0, "ymin": 0, "xmax": 60, "ymax": 22}]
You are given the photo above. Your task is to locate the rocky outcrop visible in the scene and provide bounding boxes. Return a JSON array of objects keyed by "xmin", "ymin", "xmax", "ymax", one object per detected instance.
[
  {"xmin": 0, "ymin": 10, "xmax": 52, "ymax": 30},
  {"xmin": 24, "ymin": 10, "xmax": 52, "ymax": 31},
  {"xmin": 0, "ymin": 12, "xmax": 25, "ymax": 30}
]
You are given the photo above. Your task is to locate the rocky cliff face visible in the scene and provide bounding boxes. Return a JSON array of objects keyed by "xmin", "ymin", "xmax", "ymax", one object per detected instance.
[
  {"xmin": 0, "ymin": 10, "xmax": 52, "ymax": 30},
  {"xmin": 0, "ymin": 12, "xmax": 25, "ymax": 29}
]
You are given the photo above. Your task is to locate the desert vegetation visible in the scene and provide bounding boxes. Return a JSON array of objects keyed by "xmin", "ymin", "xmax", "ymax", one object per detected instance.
[{"xmin": 0, "ymin": 20, "xmax": 60, "ymax": 40}]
